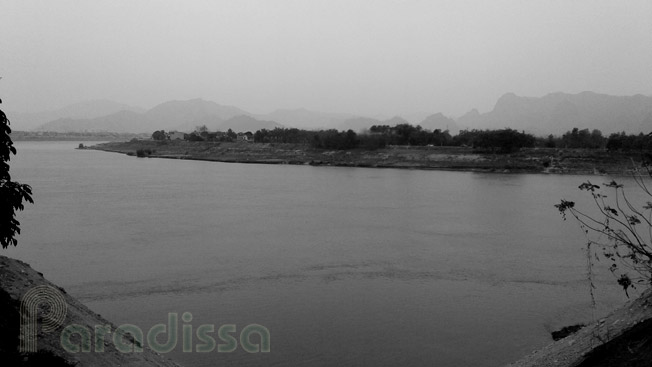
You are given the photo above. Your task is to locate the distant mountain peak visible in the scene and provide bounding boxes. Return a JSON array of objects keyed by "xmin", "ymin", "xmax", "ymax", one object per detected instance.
[
  {"xmin": 424, "ymin": 112, "xmax": 447, "ymax": 119},
  {"xmin": 476, "ymin": 91, "xmax": 652, "ymax": 135},
  {"xmin": 219, "ymin": 115, "xmax": 282, "ymax": 132},
  {"xmin": 384, "ymin": 116, "xmax": 409, "ymax": 125},
  {"xmin": 272, "ymin": 107, "xmax": 310, "ymax": 113},
  {"xmin": 462, "ymin": 108, "xmax": 480, "ymax": 117},
  {"xmin": 226, "ymin": 114, "xmax": 258, "ymax": 122},
  {"xmin": 420, "ymin": 113, "xmax": 459, "ymax": 133},
  {"xmin": 10, "ymin": 99, "xmax": 144, "ymax": 131}
]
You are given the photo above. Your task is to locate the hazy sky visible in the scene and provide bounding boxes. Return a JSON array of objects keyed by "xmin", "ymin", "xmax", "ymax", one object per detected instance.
[{"xmin": 2, "ymin": 0, "xmax": 651, "ymax": 116}]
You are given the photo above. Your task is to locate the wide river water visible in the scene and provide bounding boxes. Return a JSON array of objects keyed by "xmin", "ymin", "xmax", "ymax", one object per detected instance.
[{"xmin": 8, "ymin": 141, "xmax": 633, "ymax": 366}]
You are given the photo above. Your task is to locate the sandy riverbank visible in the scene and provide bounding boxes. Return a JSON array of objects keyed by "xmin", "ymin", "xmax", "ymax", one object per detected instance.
[{"xmin": 89, "ymin": 140, "xmax": 647, "ymax": 175}]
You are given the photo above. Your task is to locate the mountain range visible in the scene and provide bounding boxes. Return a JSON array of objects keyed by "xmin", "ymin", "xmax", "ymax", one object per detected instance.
[
  {"xmin": 458, "ymin": 92, "xmax": 652, "ymax": 135},
  {"xmin": 8, "ymin": 100, "xmax": 145, "ymax": 131},
  {"xmin": 8, "ymin": 92, "xmax": 652, "ymax": 135}
]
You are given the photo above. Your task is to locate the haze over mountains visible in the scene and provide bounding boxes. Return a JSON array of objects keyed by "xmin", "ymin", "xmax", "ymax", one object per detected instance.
[
  {"xmin": 458, "ymin": 92, "xmax": 652, "ymax": 135},
  {"xmin": 9, "ymin": 92, "xmax": 652, "ymax": 136},
  {"xmin": 9, "ymin": 100, "xmax": 145, "ymax": 131}
]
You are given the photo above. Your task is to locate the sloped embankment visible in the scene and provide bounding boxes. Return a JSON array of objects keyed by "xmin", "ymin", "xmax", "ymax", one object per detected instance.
[
  {"xmin": 0, "ymin": 255, "xmax": 182, "ymax": 367},
  {"xmin": 507, "ymin": 289, "xmax": 652, "ymax": 367}
]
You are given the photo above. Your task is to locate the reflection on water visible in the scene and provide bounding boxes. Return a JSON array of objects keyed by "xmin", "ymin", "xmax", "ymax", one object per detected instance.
[{"xmin": 8, "ymin": 141, "xmax": 630, "ymax": 366}]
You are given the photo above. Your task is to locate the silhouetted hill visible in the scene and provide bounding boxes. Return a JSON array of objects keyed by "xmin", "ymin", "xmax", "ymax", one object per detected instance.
[
  {"xmin": 419, "ymin": 113, "xmax": 459, "ymax": 134},
  {"xmin": 383, "ymin": 116, "xmax": 410, "ymax": 126},
  {"xmin": 341, "ymin": 113, "xmax": 458, "ymax": 133},
  {"xmin": 10, "ymin": 100, "xmax": 144, "ymax": 131},
  {"xmin": 258, "ymin": 108, "xmax": 354, "ymax": 129},
  {"xmin": 339, "ymin": 117, "xmax": 383, "ymax": 132},
  {"xmin": 36, "ymin": 110, "xmax": 146, "ymax": 132},
  {"xmin": 35, "ymin": 99, "xmax": 251, "ymax": 133},
  {"xmin": 174, "ymin": 114, "xmax": 225, "ymax": 132},
  {"xmin": 456, "ymin": 108, "xmax": 482, "ymax": 130},
  {"xmin": 27, "ymin": 92, "xmax": 652, "ymax": 135},
  {"xmin": 218, "ymin": 115, "xmax": 282, "ymax": 132},
  {"xmin": 461, "ymin": 92, "xmax": 652, "ymax": 135},
  {"xmin": 145, "ymin": 98, "xmax": 248, "ymax": 127}
]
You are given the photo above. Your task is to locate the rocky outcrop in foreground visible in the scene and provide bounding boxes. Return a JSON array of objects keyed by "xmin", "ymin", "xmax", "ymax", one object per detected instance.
[{"xmin": 0, "ymin": 255, "xmax": 182, "ymax": 367}]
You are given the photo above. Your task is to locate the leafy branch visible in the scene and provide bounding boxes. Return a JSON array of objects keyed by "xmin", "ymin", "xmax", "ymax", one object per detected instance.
[
  {"xmin": 555, "ymin": 164, "xmax": 652, "ymax": 297},
  {"xmin": 0, "ymin": 98, "xmax": 34, "ymax": 248}
]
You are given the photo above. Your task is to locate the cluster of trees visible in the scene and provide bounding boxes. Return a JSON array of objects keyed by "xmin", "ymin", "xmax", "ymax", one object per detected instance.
[
  {"xmin": 151, "ymin": 130, "xmax": 167, "ymax": 140},
  {"xmin": 453, "ymin": 129, "xmax": 535, "ymax": 153},
  {"xmin": 541, "ymin": 128, "xmax": 652, "ymax": 151},
  {"xmin": 368, "ymin": 124, "xmax": 453, "ymax": 146},
  {"xmin": 606, "ymin": 132, "xmax": 652, "ymax": 152},
  {"xmin": 154, "ymin": 124, "xmax": 537, "ymax": 152},
  {"xmin": 311, "ymin": 129, "xmax": 359, "ymax": 150},
  {"xmin": 186, "ymin": 125, "xmax": 242, "ymax": 142},
  {"xmin": 152, "ymin": 127, "xmax": 245, "ymax": 142},
  {"xmin": 253, "ymin": 126, "xmax": 537, "ymax": 152},
  {"xmin": 151, "ymin": 123, "xmax": 651, "ymax": 154},
  {"xmin": 252, "ymin": 128, "xmax": 363, "ymax": 149},
  {"xmin": 251, "ymin": 127, "xmax": 387, "ymax": 150},
  {"xmin": 253, "ymin": 128, "xmax": 312, "ymax": 144},
  {"xmin": 185, "ymin": 129, "xmax": 238, "ymax": 142},
  {"xmin": 366, "ymin": 125, "xmax": 537, "ymax": 153},
  {"xmin": 560, "ymin": 128, "xmax": 605, "ymax": 149}
]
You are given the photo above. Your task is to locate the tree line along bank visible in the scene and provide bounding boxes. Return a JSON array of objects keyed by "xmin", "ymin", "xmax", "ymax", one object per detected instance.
[{"xmin": 151, "ymin": 124, "xmax": 652, "ymax": 154}]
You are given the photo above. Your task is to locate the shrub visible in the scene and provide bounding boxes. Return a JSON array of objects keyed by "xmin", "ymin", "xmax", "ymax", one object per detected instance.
[{"xmin": 135, "ymin": 149, "xmax": 154, "ymax": 157}]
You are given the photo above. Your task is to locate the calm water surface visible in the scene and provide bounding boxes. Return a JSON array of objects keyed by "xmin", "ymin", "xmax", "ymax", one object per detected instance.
[{"xmin": 8, "ymin": 141, "xmax": 630, "ymax": 366}]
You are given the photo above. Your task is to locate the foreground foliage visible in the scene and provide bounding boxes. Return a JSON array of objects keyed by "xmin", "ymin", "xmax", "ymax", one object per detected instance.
[
  {"xmin": 556, "ymin": 162, "xmax": 652, "ymax": 296},
  {"xmin": 0, "ymin": 98, "xmax": 33, "ymax": 248}
]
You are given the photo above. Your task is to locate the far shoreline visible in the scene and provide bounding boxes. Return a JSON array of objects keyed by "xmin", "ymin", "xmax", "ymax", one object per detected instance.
[{"xmin": 84, "ymin": 140, "xmax": 649, "ymax": 176}]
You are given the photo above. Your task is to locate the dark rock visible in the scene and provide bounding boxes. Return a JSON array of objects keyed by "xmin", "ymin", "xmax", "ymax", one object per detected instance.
[{"xmin": 552, "ymin": 324, "xmax": 586, "ymax": 341}]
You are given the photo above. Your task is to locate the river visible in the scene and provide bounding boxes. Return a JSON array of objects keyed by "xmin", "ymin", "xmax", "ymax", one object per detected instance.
[{"xmin": 7, "ymin": 141, "xmax": 630, "ymax": 366}]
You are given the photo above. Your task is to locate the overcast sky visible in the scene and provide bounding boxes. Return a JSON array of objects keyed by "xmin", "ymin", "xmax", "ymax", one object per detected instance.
[{"xmin": 2, "ymin": 0, "xmax": 651, "ymax": 116}]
